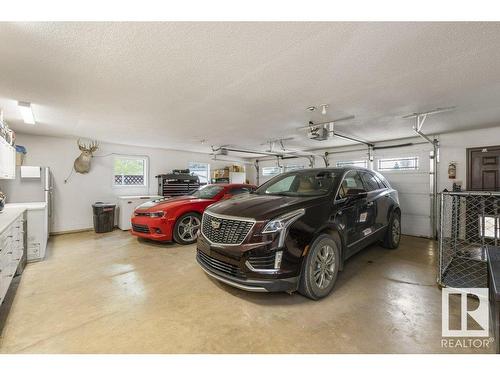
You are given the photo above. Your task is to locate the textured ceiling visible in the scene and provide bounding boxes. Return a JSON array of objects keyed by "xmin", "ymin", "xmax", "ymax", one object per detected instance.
[{"xmin": 1, "ymin": 22, "xmax": 500, "ymax": 154}]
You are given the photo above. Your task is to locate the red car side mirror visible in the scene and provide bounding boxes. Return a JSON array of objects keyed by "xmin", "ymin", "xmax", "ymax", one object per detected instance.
[{"xmin": 222, "ymin": 193, "xmax": 232, "ymax": 200}]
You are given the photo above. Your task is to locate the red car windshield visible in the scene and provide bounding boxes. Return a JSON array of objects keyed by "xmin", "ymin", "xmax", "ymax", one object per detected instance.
[{"xmin": 191, "ymin": 185, "xmax": 224, "ymax": 199}]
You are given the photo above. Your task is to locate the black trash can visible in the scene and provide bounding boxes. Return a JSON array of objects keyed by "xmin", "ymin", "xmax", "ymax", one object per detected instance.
[{"xmin": 92, "ymin": 202, "xmax": 116, "ymax": 233}]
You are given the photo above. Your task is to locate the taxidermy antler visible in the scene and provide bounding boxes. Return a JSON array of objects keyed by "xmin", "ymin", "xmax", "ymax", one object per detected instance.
[{"xmin": 74, "ymin": 139, "xmax": 99, "ymax": 173}]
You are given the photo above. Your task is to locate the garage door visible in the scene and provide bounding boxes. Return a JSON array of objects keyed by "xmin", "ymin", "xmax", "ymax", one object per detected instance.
[
  {"xmin": 374, "ymin": 144, "xmax": 432, "ymax": 238},
  {"xmin": 258, "ymin": 147, "xmax": 432, "ymax": 238}
]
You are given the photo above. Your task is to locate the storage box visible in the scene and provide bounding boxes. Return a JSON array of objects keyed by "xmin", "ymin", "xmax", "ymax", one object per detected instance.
[
  {"xmin": 213, "ymin": 168, "xmax": 229, "ymax": 179},
  {"xmin": 228, "ymin": 165, "xmax": 244, "ymax": 172}
]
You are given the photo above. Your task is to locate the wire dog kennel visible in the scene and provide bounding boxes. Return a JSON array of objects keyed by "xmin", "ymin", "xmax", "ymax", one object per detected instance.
[{"xmin": 438, "ymin": 191, "xmax": 500, "ymax": 289}]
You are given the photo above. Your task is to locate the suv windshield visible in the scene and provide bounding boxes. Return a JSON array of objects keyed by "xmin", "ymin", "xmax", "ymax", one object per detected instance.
[
  {"xmin": 255, "ymin": 170, "xmax": 339, "ymax": 197},
  {"xmin": 192, "ymin": 185, "xmax": 224, "ymax": 199}
]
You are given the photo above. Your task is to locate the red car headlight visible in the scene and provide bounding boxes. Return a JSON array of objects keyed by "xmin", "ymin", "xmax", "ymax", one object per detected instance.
[{"xmin": 148, "ymin": 211, "xmax": 166, "ymax": 218}]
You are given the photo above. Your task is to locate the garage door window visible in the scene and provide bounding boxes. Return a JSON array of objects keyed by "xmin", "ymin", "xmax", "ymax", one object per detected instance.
[
  {"xmin": 378, "ymin": 157, "xmax": 419, "ymax": 171},
  {"xmin": 284, "ymin": 165, "xmax": 304, "ymax": 172},
  {"xmin": 336, "ymin": 160, "xmax": 368, "ymax": 168},
  {"xmin": 262, "ymin": 166, "xmax": 281, "ymax": 176},
  {"xmin": 113, "ymin": 156, "xmax": 148, "ymax": 187}
]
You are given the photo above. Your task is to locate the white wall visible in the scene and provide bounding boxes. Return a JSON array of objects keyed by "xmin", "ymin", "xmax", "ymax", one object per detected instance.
[{"xmin": 3, "ymin": 133, "xmax": 246, "ymax": 233}]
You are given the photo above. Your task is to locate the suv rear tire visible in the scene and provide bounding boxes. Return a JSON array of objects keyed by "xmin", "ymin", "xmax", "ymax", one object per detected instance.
[
  {"xmin": 298, "ymin": 234, "xmax": 340, "ymax": 300},
  {"xmin": 382, "ymin": 210, "xmax": 401, "ymax": 249}
]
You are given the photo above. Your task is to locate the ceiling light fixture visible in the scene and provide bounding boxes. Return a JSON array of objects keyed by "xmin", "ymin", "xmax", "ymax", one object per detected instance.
[{"xmin": 17, "ymin": 101, "xmax": 36, "ymax": 124}]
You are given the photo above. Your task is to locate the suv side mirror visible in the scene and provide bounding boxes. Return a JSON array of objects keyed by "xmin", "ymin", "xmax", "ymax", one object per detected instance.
[{"xmin": 345, "ymin": 188, "xmax": 367, "ymax": 200}]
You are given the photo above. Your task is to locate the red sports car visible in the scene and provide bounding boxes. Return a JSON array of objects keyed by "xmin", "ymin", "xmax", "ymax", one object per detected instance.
[{"xmin": 130, "ymin": 183, "xmax": 256, "ymax": 244}]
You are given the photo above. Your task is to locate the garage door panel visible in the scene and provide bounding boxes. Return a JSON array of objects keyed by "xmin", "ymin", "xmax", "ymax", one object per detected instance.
[
  {"xmin": 398, "ymin": 194, "xmax": 430, "ymax": 216},
  {"xmin": 314, "ymin": 145, "xmax": 433, "ymax": 238},
  {"xmin": 389, "ymin": 182, "xmax": 429, "ymax": 195},
  {"xmin": 383, "ymin": 173, "xmax": 428, "ymax": 184},
  {"xmin": 401, "ymin": 214, "xmax": 430, "ymax": 238},
  {"xmin": 376, "ymin": 144, "xmax": 432, "ymax": 238}
]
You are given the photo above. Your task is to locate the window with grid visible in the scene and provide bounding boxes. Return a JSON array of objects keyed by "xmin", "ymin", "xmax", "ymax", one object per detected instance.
[
  {"xmin": 284, "ymin": 165, "xmax": 305, "ymax": 172},
  {"xmin": 113, "ymin": 156, "xmax": 148, "ymax": 187},
  {"xmin": 188, "ymin": 162, "xmax": 210, "ymax": 184},
  {"xmin": 336, "ymin": 160, "xmax": 368, "ymax": 168},
  {"xmin": 262, "ymin": 166, "xmax": 281, "ymax": 176},
  {"xmin": 377, "ymin": 157, "xmax": 419, "ymax": 171}
]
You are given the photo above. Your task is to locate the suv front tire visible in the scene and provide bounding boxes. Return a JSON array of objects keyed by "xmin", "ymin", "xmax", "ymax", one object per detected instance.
[{"xmin": 298, "ymin": 234, "xmax": 340, "ymax": 300}]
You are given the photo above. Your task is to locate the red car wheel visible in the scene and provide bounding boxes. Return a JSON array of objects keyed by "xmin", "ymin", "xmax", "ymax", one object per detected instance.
[{"xmin": 173, "ymin": 212, "xmax": 202, "ymax": 245}]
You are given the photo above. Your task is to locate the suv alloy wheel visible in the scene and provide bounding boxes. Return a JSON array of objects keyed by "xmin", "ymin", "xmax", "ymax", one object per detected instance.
[{"xmin": 299, "ymin": 234, "xmax": 340, "ymax": 300}]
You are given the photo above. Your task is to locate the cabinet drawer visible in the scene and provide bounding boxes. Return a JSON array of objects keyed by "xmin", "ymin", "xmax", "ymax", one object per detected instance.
[{"xmin": 27, "ymin": 243, "xmax": 41, "ymax": 261}]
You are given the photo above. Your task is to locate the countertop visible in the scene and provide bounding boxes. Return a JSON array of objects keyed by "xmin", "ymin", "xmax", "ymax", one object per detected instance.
[
  {"xmin": 0, "ymin": 206, "xmax": 26, "ymax": 233},
  {"xmin": 5, "ymin": 202, "xmax": 47, "ymax": 210}
]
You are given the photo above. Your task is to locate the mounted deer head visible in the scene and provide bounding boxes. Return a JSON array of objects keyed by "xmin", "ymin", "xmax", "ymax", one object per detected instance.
[{"xmin": 74, "ymin": 139, "xmax": 99, "ymax": 174}]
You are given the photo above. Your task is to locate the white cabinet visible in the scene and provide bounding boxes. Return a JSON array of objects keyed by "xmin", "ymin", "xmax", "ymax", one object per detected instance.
[
  {"xmin": 5, "ymin": 203, "xmax": 48, "ymax": 262},
  {"xmin": 0, "ymin": 137, "xmax": 16, "ymax": 179},
  {"xmin": 0, "ymin": 212, "xmax": 25, "ymax": 306},
  {"xmin": 25, "ymin": 207, "xmax": 47, "ymax": 262}
]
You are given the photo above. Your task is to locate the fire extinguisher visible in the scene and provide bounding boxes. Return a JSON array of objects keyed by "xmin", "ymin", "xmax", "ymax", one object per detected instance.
[{"xmin": 448, "ymin": 162, "xmax": 457, "ymax": 179}]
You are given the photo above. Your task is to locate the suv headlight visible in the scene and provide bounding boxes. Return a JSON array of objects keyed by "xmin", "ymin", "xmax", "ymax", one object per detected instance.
[{"xmin": 262, "ymin": 208, "xmax": 305, "ymax": 247}]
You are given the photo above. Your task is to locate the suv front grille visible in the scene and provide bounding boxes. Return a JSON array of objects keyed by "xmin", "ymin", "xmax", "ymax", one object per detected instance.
[
  {"xmin": 201, "ymin": 212, "xmax": 254, "ymax": 245},
  {"xmin": 247, "ymin": 254, "xmax": 276, "ymax": 269},
  {"xmin": 132, "ymin": 224, "xmax": 150, "ymax": 233},
  {"xmin": 197, "ymin": 250, "xmax": 245, "ymax": 279}
]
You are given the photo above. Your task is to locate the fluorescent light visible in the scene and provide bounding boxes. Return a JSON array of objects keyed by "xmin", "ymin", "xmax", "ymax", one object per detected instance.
[{"xmin": 17, "ymin": 101, "xmax": 35, "ymax": 124}]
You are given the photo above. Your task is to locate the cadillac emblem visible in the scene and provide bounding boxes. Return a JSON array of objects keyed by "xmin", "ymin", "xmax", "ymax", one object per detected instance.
[{"xmin": 211, "ymin": 220, "xmax": 221, "ymax": 229}]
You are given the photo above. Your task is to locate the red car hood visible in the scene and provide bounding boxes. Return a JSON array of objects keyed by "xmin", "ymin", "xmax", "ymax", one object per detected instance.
[{"xmin": 135, "ymin": 195, "xmax": 209, "ymax": 212}]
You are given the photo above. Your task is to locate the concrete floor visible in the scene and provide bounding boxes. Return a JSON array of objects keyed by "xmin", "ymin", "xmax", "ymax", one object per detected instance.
[{"xmin": 0, "ymin": 230, "xmax": 494, "ymax": 353}]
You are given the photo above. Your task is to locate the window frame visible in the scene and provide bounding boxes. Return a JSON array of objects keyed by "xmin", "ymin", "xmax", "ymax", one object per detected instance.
[
  {"xmin": 377, "ymin": 156, "xmax": 419, "ymax": 172},
  {"xmin": 112, "ymin": 155, "xmax": 148, "ymax": 188},
  {"xmin": 188, "ymin": 161, "xmax": 210, "ymax": 185},
  {"xmin": 284, "ymin": 165, "xmax": 305, "ymax": 172},
  {"xmin": 336, "ymin": 160, "xmax": 368, "ymax": 168},
  {"xmin": 336, "ymin": 170, "xmax": 365, "ymax": 200},
  {"xmin": 262, "ymin": 166, "xmax": 281, "ymax": 177},
  {"xmin": 360, "ymin": 171, "xmax": 384, "ymax": 192}
]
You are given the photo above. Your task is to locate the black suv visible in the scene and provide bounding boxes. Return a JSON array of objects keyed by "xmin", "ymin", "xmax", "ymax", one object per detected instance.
[{"xmin": 196, "ymin": 167, "xmax": 400, "ymax": 300}]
